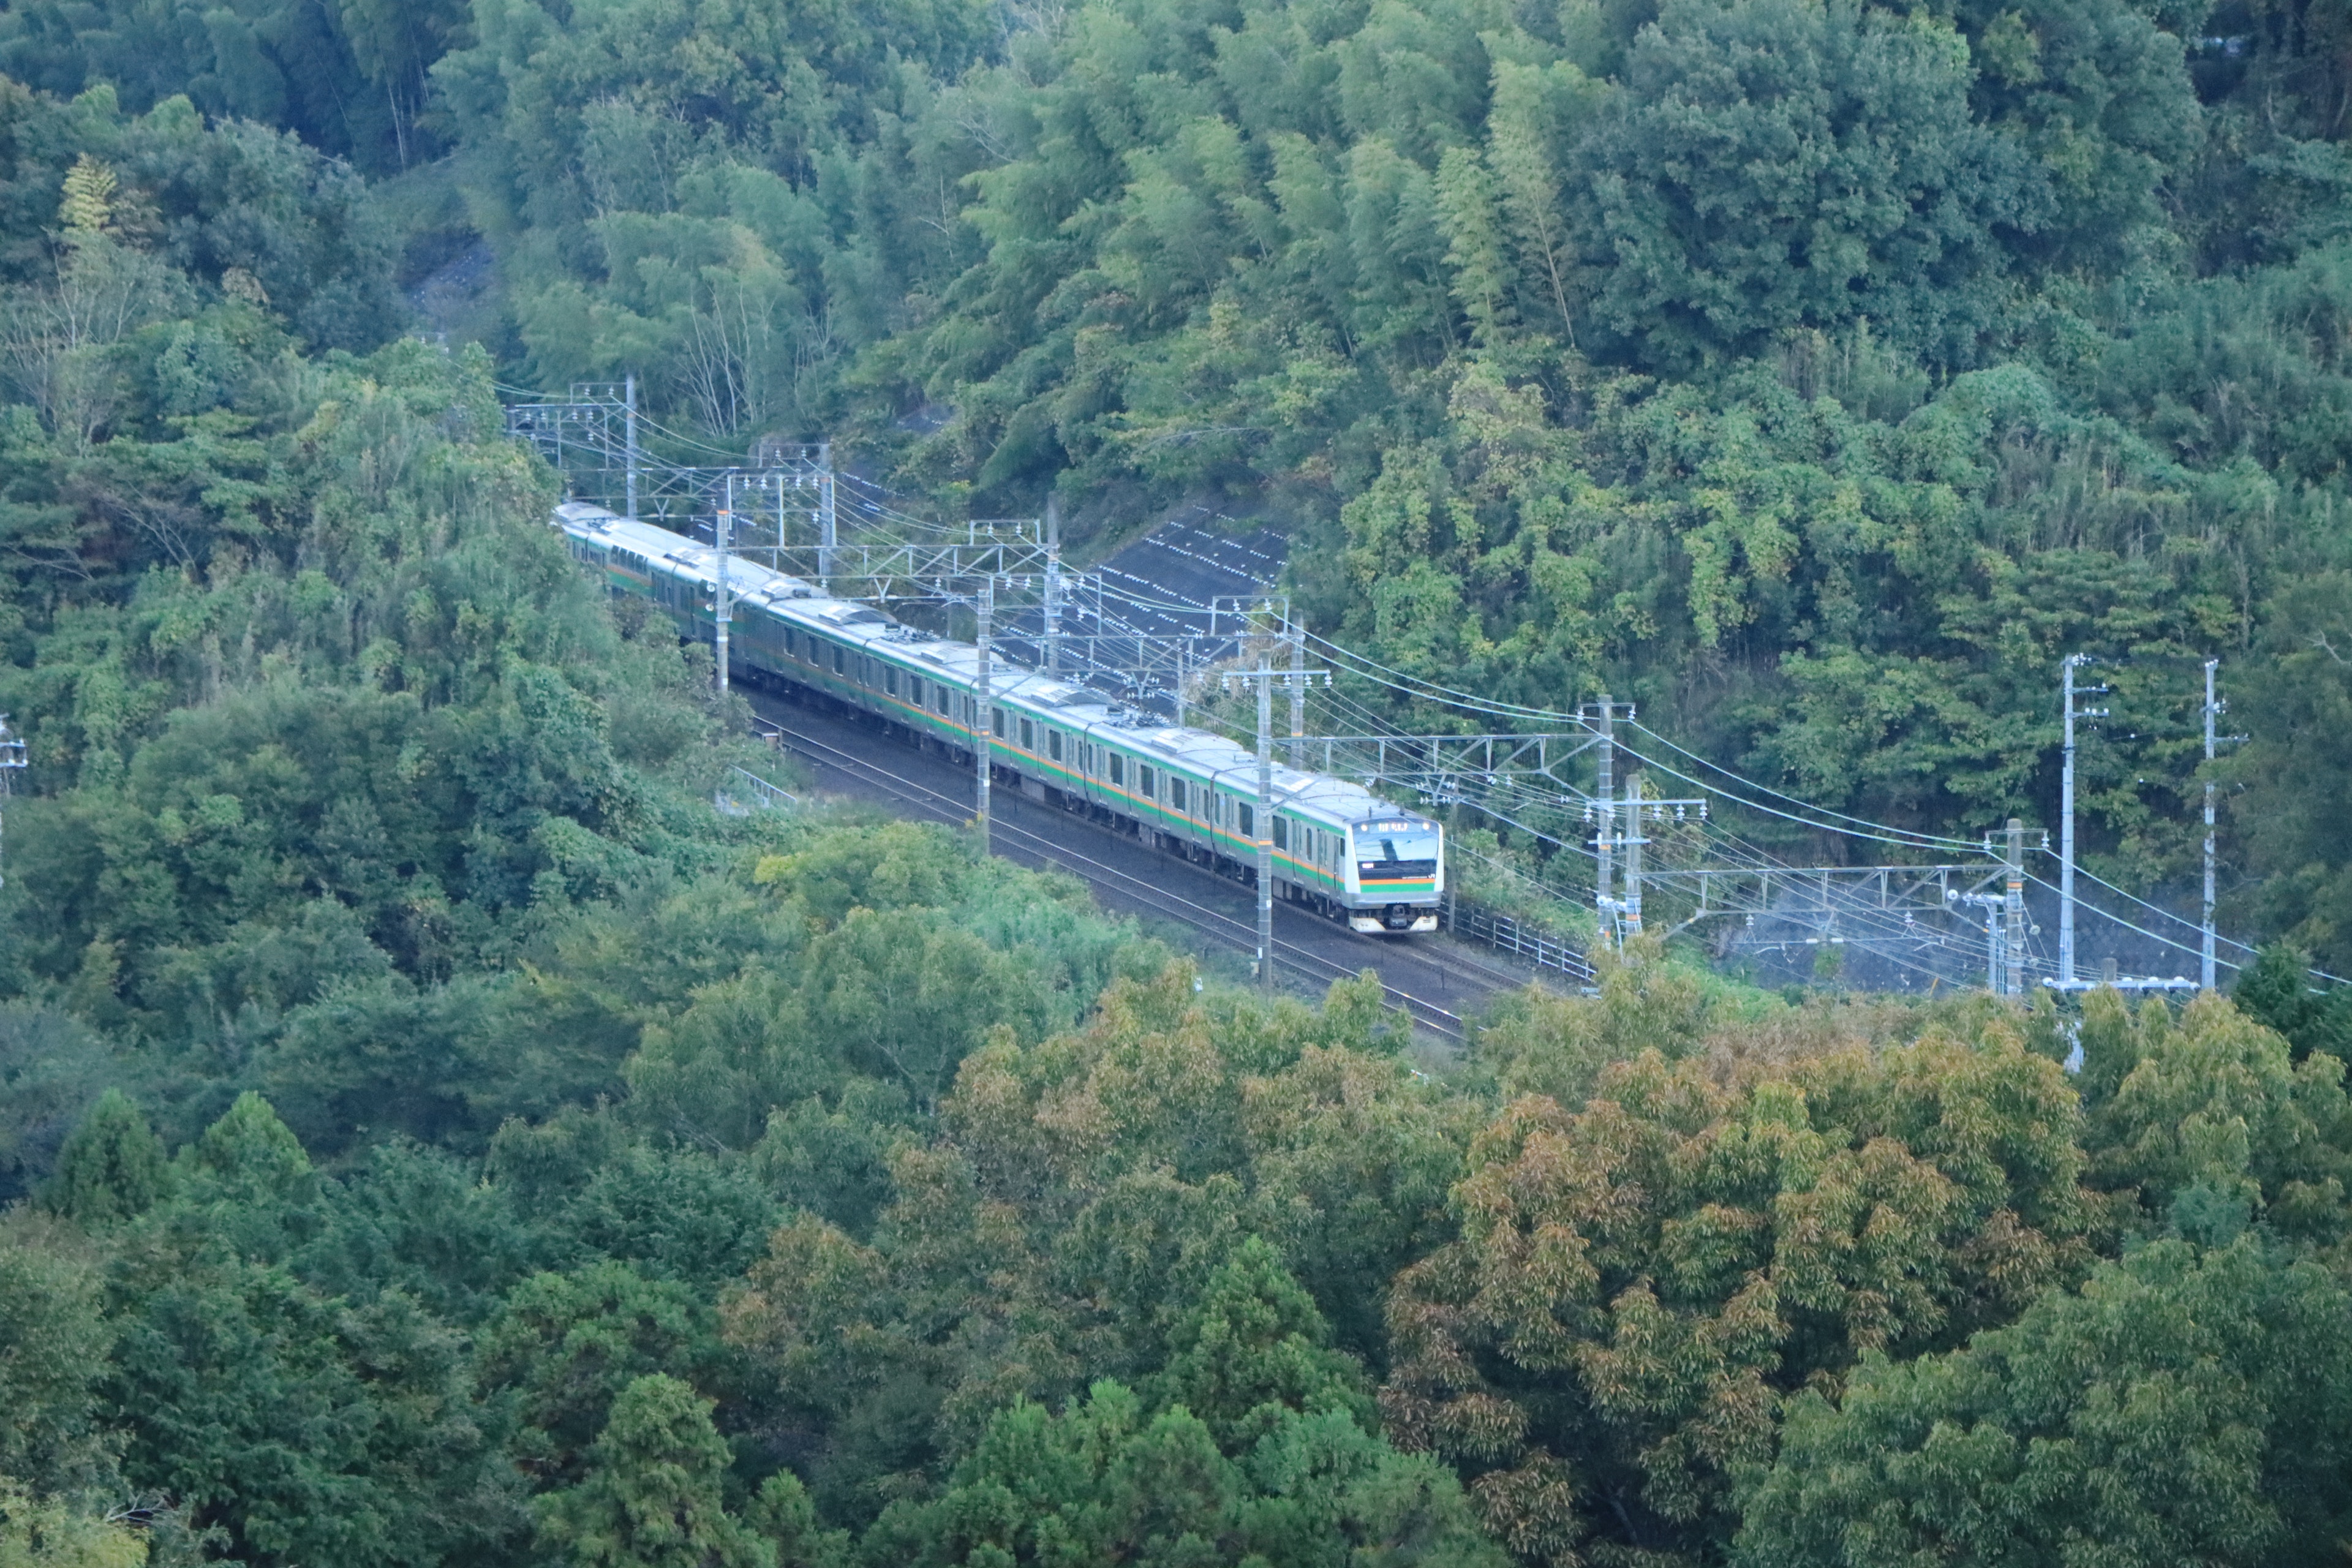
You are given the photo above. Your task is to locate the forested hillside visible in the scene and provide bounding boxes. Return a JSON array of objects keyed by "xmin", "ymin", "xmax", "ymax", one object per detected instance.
[
  {"xmin": 7, "ymin": 0, "xmax": 2352, "ymax": 956},
  {"xmin": 5, "ymin": 1, "xmax": 2352, "ymax": 1566}
]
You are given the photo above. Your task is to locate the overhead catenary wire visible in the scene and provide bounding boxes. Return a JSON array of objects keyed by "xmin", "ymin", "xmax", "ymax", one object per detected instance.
[
  {"xmin": 1299, "ymin": 631, "xmax": 1989, "ymax": 850},
  {"xmin": 2019, "ymin": 867, "xmax": 2239, "ymax": 978},
  {"xmin": 2062, "ymin": 856, "xmax": 2257, "ymax": 956},
  {"xmin": 1415, "ymin": 769, "xmax": 1991, "ymax": 988},
  {"xmin": 507, "ymin": 386, "xmax": 2325, "ymax": 991}
]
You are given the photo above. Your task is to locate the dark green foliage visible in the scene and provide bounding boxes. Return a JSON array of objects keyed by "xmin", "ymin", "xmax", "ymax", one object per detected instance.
[
  {"xmin": 0, "ymin": 1211, "xmax": 117, "ymax": 1494},
  {"xmin": 477, "ymin": 1262, "xmax": 731, "ymax": 1493},
  {"xmin": 1151, "ymin": 1235, "xmax": 1376, "ymax": 1449},
  {"xmin": 750, "ymin": 1082, "xmax": 912, "ymax": 1239},
  {"xmin": 1580, "ymin": 0, "xmax": 2032, "ymax": 369},
  {"xmin": 868, "ymin": 1379, "xmax": 1506, "ymax": 1568},
  {"xmin": 9, "ymin": 0, "xmax": 2352, "ymax": 1560},
  {"xmin": 1737, "ymin": 1237, "xmax": 2352, "ymax": 1568},
  {"xmin": 97, "ymin": 1097, "xmax": 520, "ymax": 1567},
  {"xmin": 110, "ymin": 1255, "xmax": 519, "ymax": 1567},
  {"xmin": 0, "ymin": 83, "xmax": 398, "ymax": 345},
  {"xmin": 2231, "ymin": 574, "xmax": 2352, "ymax": 971},
  {"xmin": 41, "ymin": 1085, "xmax": 167, "ymax": 1224},
  {"xmin": 2234, "ymin": 944, "xmax": 2352, "ymax": 1061},
  {"xmin": 0, "ymin": 0, "xmax": 436, "ymax": 176},
  {"xmin": 0, "ymin": 1004, "xmax": 115, "ymax": 1205},
  {"xmin": 533, "ymin": 1374, "xmax": 771, "ymax": 1568}
]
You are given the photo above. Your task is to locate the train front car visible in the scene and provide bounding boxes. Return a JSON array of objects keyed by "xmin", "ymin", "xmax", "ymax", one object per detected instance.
[{"xmin": 1345, "ymin": 815, "xmax": 1443, "ymax": 933}]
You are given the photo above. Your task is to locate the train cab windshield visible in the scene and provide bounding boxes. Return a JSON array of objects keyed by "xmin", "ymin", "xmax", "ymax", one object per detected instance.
[{"xmin": 1357, "ymin": 821, "xmax": 1439, "ymax": 881}]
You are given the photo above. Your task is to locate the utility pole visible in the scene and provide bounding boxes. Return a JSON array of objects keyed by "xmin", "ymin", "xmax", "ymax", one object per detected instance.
[
  {"xmin": 1222, "ymin": 650, "xmax": 1329, "ymax": 992},
  {"xmin": 1043, "ymin": 495, "xmax": 1062, "ymax": 674},
  {"xmin": 1949, "ymin": 884, "xmax": 2005, "ymax": 992},
  {"xmin": 1623, "ymin": 771, "xmax": 1644, "ymax": 939},
  {"xmin": 975, "ymin": 578, "xmax": 993, "ymax": 854},
  {"xmin": 816, "ymin": 441, "xmax": 837, "ymax": 593},
  {"xmin": 2059, "ymin": 656, "xmax": 2106, "ymax": 987},
  {"xmin": 2203, "ymin": 658, "xmax": 2220, "ymax": 991},
  {"xmin": 2005, "ymin": 817, "xmax": 2027, "ymax": 997},
  {"xmin": 1257, "ymin": 650, "xmax": 1274, "ymax": 992},
  {"xmin": 0, "ymin": 714, "xmax": 23, "ymax": 892},
  {"xmin": 1288, "ymin": 612, "xmax": 1306, "ymax": 769},
  {"xmin": 1591, "ymin": 695, "xmax": 1617, "ymax": 945},
  {"xmin": 623, "ymin": 374, "xmax": 639, "ymax": 520},
  {"xmin": 2060, "ymin": 656, "xmax": 2078, "ymax": 986},
  {"xmin": 714, "ymin": 478, "xmax": 732, "ymax": 693},
  {"xmin": 1174, "ymin": 644, "xmax": 1187, "ymax": 729}
]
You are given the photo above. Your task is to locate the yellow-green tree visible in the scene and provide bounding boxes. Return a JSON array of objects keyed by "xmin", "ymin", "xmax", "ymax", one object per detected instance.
[{"xmin": 1383, "ymin": 1021, "xmax": 2095, "ymax": 1566}]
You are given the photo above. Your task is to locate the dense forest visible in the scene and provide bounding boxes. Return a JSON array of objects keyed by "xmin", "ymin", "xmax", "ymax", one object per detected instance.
[
  {"xmin": 4, "ymin": 0, "xmax": 2352, "ymax": 1564},
  {"xmin": 7, "ymin": 0, "xmax": 2352, "ymax": 952}
]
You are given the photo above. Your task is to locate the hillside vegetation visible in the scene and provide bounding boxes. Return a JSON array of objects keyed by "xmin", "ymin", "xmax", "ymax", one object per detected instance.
[
  {"xmin": 3, "ymin": 2, "xmax": 2352, "ymax": 1566},
  {"xmin": 7, "ymin": 0, "xmax": 2352, "ymax": 957}
]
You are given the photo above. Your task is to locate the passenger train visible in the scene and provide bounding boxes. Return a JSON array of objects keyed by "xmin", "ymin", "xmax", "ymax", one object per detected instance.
[{"xmin": 554, "ymin": 502, "xmax": 1444, "ymax": 933}]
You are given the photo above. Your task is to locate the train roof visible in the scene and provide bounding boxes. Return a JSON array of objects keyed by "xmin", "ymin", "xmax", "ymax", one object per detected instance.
[{"xmin": 552, "ymin": 503, "xmax": 1432, "ymax": 832}]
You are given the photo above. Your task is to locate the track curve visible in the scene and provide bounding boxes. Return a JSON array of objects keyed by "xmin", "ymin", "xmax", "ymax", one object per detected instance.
[{"xmin": 741, "ymin": 684, "xmax": 1554, "ymax": 1044}]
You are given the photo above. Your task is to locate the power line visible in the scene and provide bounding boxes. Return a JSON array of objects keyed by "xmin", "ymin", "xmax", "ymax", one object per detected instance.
[
  {"xmin": 2021, "ymin": 867, "xmax": 2236, "ymax": 978},
  {"xmin": 499, "ymin": 393, "xmax": 2332, "ymax": 992}
]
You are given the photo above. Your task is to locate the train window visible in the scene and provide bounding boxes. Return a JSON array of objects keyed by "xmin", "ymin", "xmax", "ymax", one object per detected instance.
[
  {"xmin": 1047, "ymin": 731, "xmax": 1063, "ymax": 763},
  {"xmin": 1273, "ymin": 818, "xmax": 1288, "ymax": 851},
  {"xmin": 1168, "ymin": 778, "xmax": 1186, "ymax": 813},
  {"xmin": 1140, "ymin": 767, "xmax": 1156, "ymax": 801},
  {"xmin": 1238, "ymin": 803, "xmax": 1255, "ymax": 837},
  {"xmin": 1109, "ymin": 754, "xmax": 1125, "ymax": 787},
  {"xmin": 935, "ymin": 683, "xmax": 949, "ymax": 716},
  {"xmin": 992, "ymin": 709, "xmax": 1006, "ymax": 738},
  {"xmin": 884, "ymin": 666, "xmax": 898, "ymax": 697},
  {"xmin": 831, "ymin": 644, "xmax": 845, "ymax": 675},
  {"xmin": 1019, "ymin": 717, "xmax": 1034, "ymax": 750}
]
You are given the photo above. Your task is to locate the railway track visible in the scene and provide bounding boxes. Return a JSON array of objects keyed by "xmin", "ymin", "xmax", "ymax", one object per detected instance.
[{"xmin": 745, "ymin": 699, "xmax": 1544, "ymax": 1042}]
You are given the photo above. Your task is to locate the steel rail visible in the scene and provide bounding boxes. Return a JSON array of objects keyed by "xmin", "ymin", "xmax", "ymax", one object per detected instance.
[{"xmin": 753, "ymin": 714, "xmax": 1472, "ymax": 1041}]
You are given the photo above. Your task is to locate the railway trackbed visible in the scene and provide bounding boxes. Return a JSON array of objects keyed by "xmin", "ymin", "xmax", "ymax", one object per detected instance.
[{"xmin": 745, "ymin": 696, "xmax": 1547, "ymax": 1044}]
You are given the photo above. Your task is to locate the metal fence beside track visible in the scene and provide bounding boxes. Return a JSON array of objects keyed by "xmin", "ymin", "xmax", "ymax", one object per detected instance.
[
  {"xmin": 1442, "ymin": 894, "xmax": 1596, "ymax": 986},
  {"xmin": 716, "ymin": 763, "xmax": 799, "ymax": 815}
]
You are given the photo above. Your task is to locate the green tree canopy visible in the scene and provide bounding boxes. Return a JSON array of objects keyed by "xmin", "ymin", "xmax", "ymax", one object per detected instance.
[
  {"xmin": 533, "ymin": 1373, "xmax": 771, "ymax": 1568},
  {"xmin": 41, "ymin": 1087, "xmax": 167, "ymax": 1226},
  {"xmin": 1580, "ymin": 0, "xmax": 2034, "ymax": 369},
  {"xmin": 1736, "ymin": 1237, "xmax": 2352, "ymax": 1568},
  {"xmin": 1384, "ymin": 1022, "xmax": 2095, "ymax": 1563}
]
